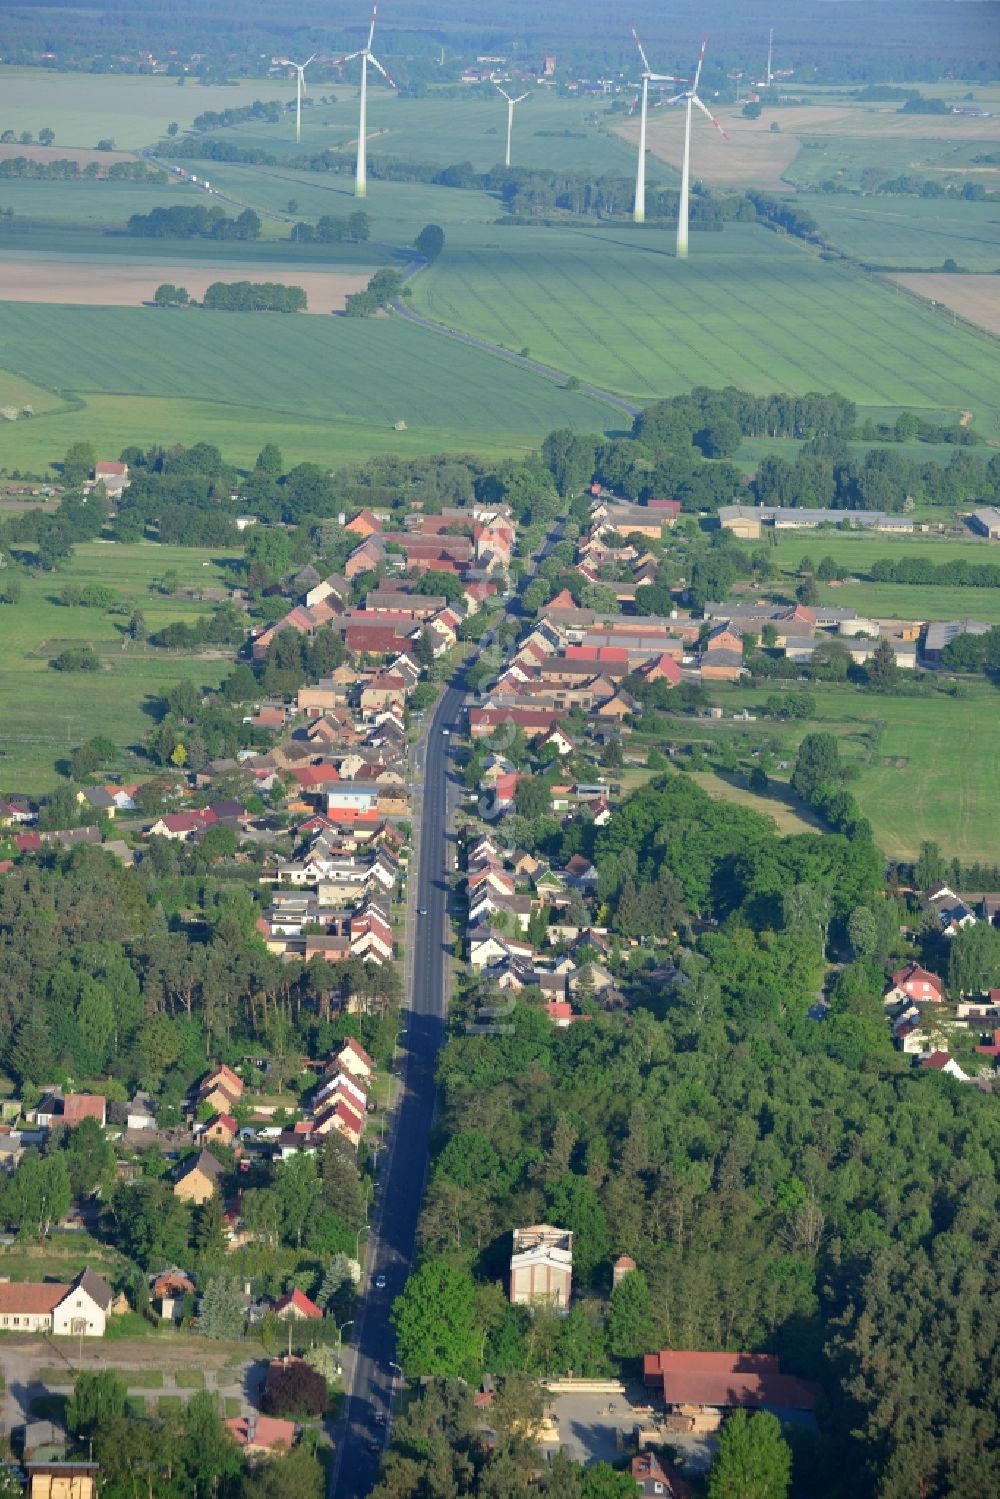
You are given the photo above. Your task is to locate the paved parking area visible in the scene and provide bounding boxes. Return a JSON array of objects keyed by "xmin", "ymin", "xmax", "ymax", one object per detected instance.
[{"xmin": 543, "ymin": 1392, "xmax": 716, "ymax": 1477}]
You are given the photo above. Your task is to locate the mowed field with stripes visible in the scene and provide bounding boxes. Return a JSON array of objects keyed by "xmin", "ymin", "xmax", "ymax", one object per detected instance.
[{"xmin": 411, "ymin": 222, "xmax": 1000, "ymax": 432}]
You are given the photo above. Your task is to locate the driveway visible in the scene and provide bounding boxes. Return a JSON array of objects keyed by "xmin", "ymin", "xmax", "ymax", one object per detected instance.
[{"xmin": 544, "ymin": 1391, "xmax": 716, "ymax": 1478}]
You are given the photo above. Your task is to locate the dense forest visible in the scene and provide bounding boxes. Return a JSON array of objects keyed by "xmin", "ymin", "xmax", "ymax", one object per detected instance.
[
  {"xmin": 393, "ymin": 773, "xmax": 1000, "ymax": 1498},
  {"xmin": 1, "ymin": 0, "xmax": 996, "ymax": 81}
]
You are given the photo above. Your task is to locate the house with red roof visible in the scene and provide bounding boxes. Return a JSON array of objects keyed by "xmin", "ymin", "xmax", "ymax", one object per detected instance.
[
  {"xmin": 273, "ymin": 1287, "xmax": 323, "ymax": 1321},
  {"xmin": 885, "ymin": 963, "xmax": 944, "ymax": 1006},
  {"xmin": 346, "ymin": 508, "xmax": 383, "ymax": 538},
  {"xmin": 643, "ymin": 1349, "xmax": 820, "ymax": 1415},
  {"xmin": 920, "ymin": 1051, "xmax": 970, "ymax": 1081},
  {"xmin": 62, "ymin": 1094, "xmax": 107, "ymax": 1129},
  {"xmin": 641, "ymin": 653, "xmax": 682, "ymax": 687},
  {"xmin": 333, "ymin": 1037, "xmax": 374, "ymax": 1081},
  {"xmin": 226, "ymin": 1414, "xmax": 298, "ymax": 1457}
]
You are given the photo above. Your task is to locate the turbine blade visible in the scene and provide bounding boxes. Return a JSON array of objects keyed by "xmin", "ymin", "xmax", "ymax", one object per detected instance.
[
  {"xmin": 493, "ymin": 81, "xmax": 512, "ymax": 102},
  {"xmin": 627, "ymin": 93, "xmax": 640, "ymax": 117},
  {"xmin": 369, "ymin": 52, "xmax": 395, "ymax": 88},
  {"xmin": 630, "ymin": 24, "xmax": 652, "ymax": 76},
  {"xmin": 648, "ymin": 72, "xmax": 686, "ymax": 83},
  {"xmin": 692, "ymin": 94, "xmax": 727, "ymax": 137},
  {"xmin": 693, "ymin": 36, "xmax": 708, "ymax": 93},
  {"xmin": 368, "ymin": 1, "xmax": 378, "ymax": 50},
  {"xmin": 304, "ymin": 54, "xmax": 316, "ymax": 67},
  {"xmin": 652, "ymin": 91, "xmax": 686, "ymax": 109},
  {"xmin": 513, "ymin": 93, "xmax": 530, "ymax": 105},
  {"xmin": 337, "ymin": 50, "xmax": 363, "ymax": 64}
]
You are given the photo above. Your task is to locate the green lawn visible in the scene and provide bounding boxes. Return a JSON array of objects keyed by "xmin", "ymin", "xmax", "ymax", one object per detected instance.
[
  {"xmin": 677, "ymin": 680, "xmax": 1000, "ymax": 862},
  {"xmin": 0, "ymin": 299, "xmax": 617, "ymax": 477},
  {"xmin": 410, "ymin": 222, "xmax": 1000, "ymax": 429},
  {"xmin": 799, "ymin": 194, "xmax": 1000, "ymax": 272},
  {"xmin": 0, "ymin": 542, "xmax": 238, "ymax": 791},
  {"xmin": 817, "ymin": 581, "xmax": 1000, "ymax": 624}
]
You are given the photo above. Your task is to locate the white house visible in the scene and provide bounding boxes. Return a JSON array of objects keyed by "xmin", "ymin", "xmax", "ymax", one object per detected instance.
[{"xmin": 0, "ymin": 1267, "xmax": 113, "ymax": 1337}]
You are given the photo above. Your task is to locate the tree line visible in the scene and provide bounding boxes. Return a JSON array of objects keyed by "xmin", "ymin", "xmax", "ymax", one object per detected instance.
[
  {"xmin": 126, "ymin": 204, "xmax": 262, "ymax": 240},
  {"xmin": 204, "ymin": 280, "xmax": 306, "ymax": 312},
  {"xmin": 0, "ymin": 156, "xmax": 166, "ymax": 182}
]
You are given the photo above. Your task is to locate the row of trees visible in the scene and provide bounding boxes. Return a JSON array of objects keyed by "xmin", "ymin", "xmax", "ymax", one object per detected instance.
[
  {"xmin": 289, "ymin": 210, "xmax": 371, "ymax": 244},
  {"xmin": 204, "ymin": 280, "xmax": 307, "ymax": 312},
  {"xmin": 0, "ymin": 155, "xmax": 166, "ymax": 182},
  {"xmin": 127, "ymin": 204, "xmax": 262, "ymax": 240}
]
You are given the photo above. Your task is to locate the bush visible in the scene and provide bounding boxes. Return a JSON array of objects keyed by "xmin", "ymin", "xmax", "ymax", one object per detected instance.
[
  {"xmin": 52, "ymin": 646, "xmax": 100, "ymax": 672},
  {"xmin": 263, "ymin": 1360, "xmax": 328, "ymax": 1418}
]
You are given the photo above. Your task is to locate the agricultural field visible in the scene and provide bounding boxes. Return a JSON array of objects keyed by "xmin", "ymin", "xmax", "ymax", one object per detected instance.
[
  {"xmin": 411, "ymin": 221, "xmax": 1000, "ymax": 429},
  {"xmin": 0, "ymin": 300, "xmax": 617, "ymax": 474},
  {"xmin": 0, "ymin": 255, "xmax": 373, "ymax": 312},
  {"xmin": 0, "ymin": 67, "xmax": 292, "ymax": 151},
  {"xmin": 626, "ymin": 95, "xmax": 1000, "ymax": 193},
  {"xmin": 208, "ymin": 86, "xmax": 656, "ymax": 178},
  {"xmin": 0, "ymin": 542, "xmax": 239, "ymax": 791},
  {"xmin": 188, "ymin": 166, "xmax": 503, "ymax": 246},
  {"xmin": 0, "ymin": 174, "xmax": 208, "ymax": 229},
  {"xmin": 890, "ymin": 273, "xmax": 1000, "ymax": 336},
  {"xmin": 665, "ymin": 679, "xmax": 1000, "ymax": 862},
  {"xmin": 799, "ymin": 194, "xmax": 1000, "ymax": 272}
]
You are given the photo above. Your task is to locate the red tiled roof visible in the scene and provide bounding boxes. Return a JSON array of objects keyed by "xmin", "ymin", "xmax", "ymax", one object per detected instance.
[
  {"xmin": 644, "ymin": 1350, "xmax": 819, "ymax": 1411},
  {"xmin": 62, "ymin": 1094, "xmax": 106, "ymax": 1126},
  {"xmin": 0, "ymin": 1281, "xmax": 69, "ymax": 1315},
  {"xmin": 226, "ymin": 1415, "xmax": 297, "ymax": 1450},
  {"xmin": 273, "ymin": 1287, "xmax": 322, "ymax": 1319}
]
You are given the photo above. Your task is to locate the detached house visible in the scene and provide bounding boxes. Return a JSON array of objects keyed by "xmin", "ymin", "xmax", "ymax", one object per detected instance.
[
  {"xmin": 885, "ymin": 963, "xmax": 944, "ymax": 1006},
  {"xmin": 173, "ymin": 1150, "xmax": 226, "ymax": 1205}
]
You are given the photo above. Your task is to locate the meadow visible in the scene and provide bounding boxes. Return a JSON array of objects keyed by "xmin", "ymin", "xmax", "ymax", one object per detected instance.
[
  {"xmin": 411, "ymin": 221, "xmax": 1000, "ymax": 430},
  {"xmin": 0, "ymin": 542, "xmax": 239, "ymax": 791},
  {"xmin": 0, "ymin": 299, "xmax": 617, "ymax": 474},
  {"xmin": 799, "ymin": 194, "xmax": 1000, "ymax": 272},
  {"xmin": 662, "ymin": 680, "xmax": 1000, "ymax": 862},
  {"xmin": 0, "ymin": 175, "xmax": 208, "ymax": 229}
]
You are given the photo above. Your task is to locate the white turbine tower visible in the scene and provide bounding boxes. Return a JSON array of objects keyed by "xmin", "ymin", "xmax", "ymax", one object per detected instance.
[
  {"xmin": 675, "ymin": 37, "xmax": 727, "ymax": 260},
  {"xmin": 493, "ymin": 79, "xmax": 529, "ymax": 169},
  {"xmin": 278, "ymin": 55, "xmax": 315, "ymax": 143},
  {"xmin": 767, "ymin": 28, "xmax": 774, "ymax": 88},
  {"xmin": 340, "ymin": 4, "xmax": 396, "ymax": 198},
  {"xmin": 629, "ymin": 24, "xmax": 685, "ymax": 224}
]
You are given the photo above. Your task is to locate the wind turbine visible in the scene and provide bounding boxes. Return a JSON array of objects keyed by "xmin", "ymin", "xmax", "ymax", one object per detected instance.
[
  {"xmin": 493, "ymin": 79, "xmax": 529, "ymax": 169},
  {"xmin": 629, "ymin": 25, "xmax": 686, "ymax": 225},
  {"xmin": 675, "ymin": 37, "xmax": 727, "ymax": 260},
  {"xmin": 339, "ymin": 4, "xmax": 396, "ymax": 198},
  {"xmin": 766, "ymin": 28, "xmax": 774, "ymax": 88},
  {"xmin": 278, "ymin": 55, "xmax": 315, "ymax": 143}
]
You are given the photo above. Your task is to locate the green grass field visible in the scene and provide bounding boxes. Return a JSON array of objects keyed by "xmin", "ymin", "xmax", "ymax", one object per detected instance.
[
  {"xmin": 0, "ymin": 299, "xmax": 616, "ymax": 474},
  {"xmin": 666, "ymin": 680, "xmax": 1000, "ymax": 861},
  {"xmin": 410, "ymin": 222, "xmax": 1000, "ymax": 429},
  {"xmin": 818, "ymin": 581, "xmax": 1000, "ymax": 623},
  {"xmin": 799, "ymin": 194, "xmax": 1000, "ymax": 272},
  {"xmin": 0, "ymin": 542, "xmax": 239, "ymax": 791}
]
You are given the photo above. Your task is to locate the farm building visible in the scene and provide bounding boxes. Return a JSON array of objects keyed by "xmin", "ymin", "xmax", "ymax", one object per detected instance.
[
  {"xmin": 717, "ymin": 505, "xmax": 913, "ymax": 540},
  {"xmin": 969, "ymin": 507, "xmax": 1000, "ymax": 540}
]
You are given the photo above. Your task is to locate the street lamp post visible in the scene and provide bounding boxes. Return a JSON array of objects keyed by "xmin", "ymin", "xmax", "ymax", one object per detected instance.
[
  {"xmin": 355, "ymin": 1220, "xmax": 369, "ymax": 1260},
  {"xmin": 337, "ymin": 1318, "xmax": 354, "ymax": 1348}
]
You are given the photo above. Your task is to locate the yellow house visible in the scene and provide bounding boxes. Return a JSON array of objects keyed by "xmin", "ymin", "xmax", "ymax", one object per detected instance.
[{"xmin": 173, "ymin": 1150, "xmax": 225, "ymax": 1204}]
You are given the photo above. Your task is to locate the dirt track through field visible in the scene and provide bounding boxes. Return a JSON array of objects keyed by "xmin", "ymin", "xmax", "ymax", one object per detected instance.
[{"xmin": 0, "ymin": 258, "xmax": 374, "ymax": 313}]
